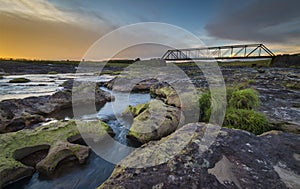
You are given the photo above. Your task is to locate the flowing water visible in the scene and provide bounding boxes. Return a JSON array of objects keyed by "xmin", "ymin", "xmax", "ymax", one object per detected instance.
[
  {"xmin": 0, "ymin": 73, "xmax": 114, "ymax": 101},
  {"xmin": 3, "ymin": 74, "xmax": 150, "ymax": 189}
]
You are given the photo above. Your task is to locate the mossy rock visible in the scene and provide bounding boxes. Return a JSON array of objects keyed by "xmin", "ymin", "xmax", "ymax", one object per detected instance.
[
  {"xmin": 223, "ymin": 108, "xmax": 270, "ymax": 135},
  {"xmin": 0, "ymin": 75, "xmax": 3, "ymax": 79},
  {"xmin": 123, "ymin": 103, "xmax": 149, "ymax": 118},
  {"xmin": 126, "ymin": 100, "xmax": 183, "ymax": 144},
  {"xmin": 36, "ymin": 141, "xmax": 89, "ymax": 175},
  {"xmin": 0, "ymin": 120, "xmax": 113, "ymax": 188},
  {"xmin": 8, "ymin": 78, "xmax": 31, "ymax": 83},
  {"xmin": 154, "ymin": 86, "xmax": 175, "ymax": 98}
]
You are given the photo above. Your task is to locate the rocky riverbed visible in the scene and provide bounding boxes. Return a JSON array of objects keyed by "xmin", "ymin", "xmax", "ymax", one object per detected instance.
[
  {"xmin": 100, "ymin": 123, "xmax": 300, "ymax": 189},
  {"xmin": 0, "ymin": 60, "xmax": 299, "ymax": 188}
]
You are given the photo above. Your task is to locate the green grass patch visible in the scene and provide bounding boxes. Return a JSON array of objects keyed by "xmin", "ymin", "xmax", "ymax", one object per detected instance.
[
  {"xmin": 8, "ymin": 77, "xmax": 31, "ymax": 83},
  {"xmin": 47, "ymin": 71, "xmax": 57, "ymax": 74},
  {"xmin": 173, "ymin": 59, "xmax": 271, "ymax": 67},
  {"xmin": 100, "ymin": 70, "xmax": 123, "ymax": 75},
  {"xmin": 199, "ymin": 86, "xmax": 270, "ymax": 135},
  {"xmin": 218, "ymin": 59, "xmax": 271, "ymax": 67},
  {"xmin": 229, "ymin": 88, "xmax": 260, "ymax": 109},
  {"xmin": 284, "ymin": 82, "xmax": 300, "ymax": 90},
  {"xmin": 247, "ymin": 79, "xmax": 256, "ymax": 85},
  {"xmin": 223, "ymin": 108, "xmax": 270, "ymax": 135}
]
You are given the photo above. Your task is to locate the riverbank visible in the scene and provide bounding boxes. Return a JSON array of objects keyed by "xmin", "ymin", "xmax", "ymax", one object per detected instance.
[{"xmin": 0, "ymin": 60, "xmax": 134, "ymax": 75}]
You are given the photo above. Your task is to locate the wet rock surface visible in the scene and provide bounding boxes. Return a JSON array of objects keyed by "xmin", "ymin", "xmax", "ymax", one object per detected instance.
[
  {"xmin": 0, "ymin": 120, "xmax": 113, "ymax": 188},
  {"xmin": 0, "ymin": 80, "xmax": 113, "ymax": 133},
  {"xmin": 100, "ymin": 123, "xmax": 300, "ymax": 189}
]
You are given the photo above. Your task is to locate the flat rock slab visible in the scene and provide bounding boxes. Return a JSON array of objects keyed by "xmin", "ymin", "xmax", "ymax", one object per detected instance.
[{"xmin": 100, "ymin": 123, "xmax": 300, "ymax": 189}]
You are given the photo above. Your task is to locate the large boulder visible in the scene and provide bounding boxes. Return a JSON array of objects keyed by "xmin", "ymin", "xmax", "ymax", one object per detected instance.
[
  {"xmin": 125, "ymin": 99, "xmax": 183, "ymax": 144},
  {"xmin": 0, "ymin": 120, "xmax": 114, "ymax": 188},
  {"xmin": 100, "ymin": 123, "xmax": 300, "ymax": 189}
]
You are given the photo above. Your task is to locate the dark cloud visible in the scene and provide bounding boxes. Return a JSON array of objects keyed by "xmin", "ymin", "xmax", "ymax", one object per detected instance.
[{"xmin": 205, "ymin": 0, "xmax": 300, "ymax": 44}]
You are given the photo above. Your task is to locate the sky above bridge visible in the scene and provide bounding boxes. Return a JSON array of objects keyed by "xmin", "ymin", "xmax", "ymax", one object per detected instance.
[{"xmin": 0, "ymin": 0, "xmax": 299, "ymax": 60}]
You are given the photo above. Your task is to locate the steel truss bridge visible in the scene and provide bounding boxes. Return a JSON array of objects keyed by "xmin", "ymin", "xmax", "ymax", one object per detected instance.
[{"xmin": 162, "ymin": 44, "xmax": 275, "ymax": 61}]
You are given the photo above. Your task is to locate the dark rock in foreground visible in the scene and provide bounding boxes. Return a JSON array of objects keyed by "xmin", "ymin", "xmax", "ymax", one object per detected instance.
[{"xmin": 100, "ymin": 123, "xmax": 300, "ymax": 189}]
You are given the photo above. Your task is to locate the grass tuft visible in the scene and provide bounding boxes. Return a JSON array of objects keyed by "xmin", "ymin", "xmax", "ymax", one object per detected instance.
[
  {"xmin": 224, "ymin": 108, "xmax": 270, "ymax": 135},
  {"xmin": 199, "ymin": 86, "xmax": 270, "ymax": 135},
  {"xmin": 229, "ymin": 88, "xmax": 260, "ymax": 110}
]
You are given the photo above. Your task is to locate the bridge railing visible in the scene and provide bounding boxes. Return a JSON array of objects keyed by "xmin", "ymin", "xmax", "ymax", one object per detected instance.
[{"xmin": 162, "ymin": 44, "xmax": 275, "ymax": 60}]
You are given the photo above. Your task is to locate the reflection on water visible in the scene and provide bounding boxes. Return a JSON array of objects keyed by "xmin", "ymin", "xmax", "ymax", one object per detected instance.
[{"xmin": 0, "ymin": 73, "xmax": 114, "ymax": 101}]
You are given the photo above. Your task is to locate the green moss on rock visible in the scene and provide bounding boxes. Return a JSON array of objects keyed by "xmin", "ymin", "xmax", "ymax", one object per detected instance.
[
  {"xmin": 123, "ymin": 103, "xmax": 149, "ymax": 117},
  {"xmin": 126, "ymin": 100, "xmax": 182, "ymax": 144},
  {"xmin": 8, "ymin": 78, "xmax": 31, "ymax": 83},
  {"xmin": 150, "ymin": 85, "xmax": 175, "ymax": 99},
  {"xmin": 0, "ymin": 120, "xmax": 113, "ymax": 188}
]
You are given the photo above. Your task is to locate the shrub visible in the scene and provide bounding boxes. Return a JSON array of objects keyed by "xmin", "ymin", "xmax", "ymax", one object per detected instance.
[
  {"xmin": 8, "ymin": 77, "xmax": 31, "ymax": 83},
  {"xmin": 48, "ymin": 71, "xmax": 57, "ymax": 74},
  {"xmin": 223, "ymin": 108, "xmax": 270, "ymax": 135},
  {"xmin": 229, "ymin": 88, "xmax": 259, "ymax": 110}
]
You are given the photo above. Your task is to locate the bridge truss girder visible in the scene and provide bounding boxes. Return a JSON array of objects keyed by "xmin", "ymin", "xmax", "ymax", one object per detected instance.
[{"xmin": 162, "ymin": 44, "xmax": 275, "ymax": 60}]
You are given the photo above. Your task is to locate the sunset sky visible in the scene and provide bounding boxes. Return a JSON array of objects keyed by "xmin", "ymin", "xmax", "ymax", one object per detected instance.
[{"xmin": 0, "ymin": 0, "xmax": 299, "ymax": 60}]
